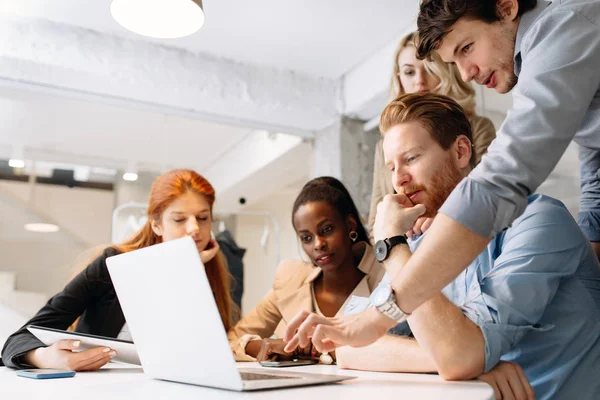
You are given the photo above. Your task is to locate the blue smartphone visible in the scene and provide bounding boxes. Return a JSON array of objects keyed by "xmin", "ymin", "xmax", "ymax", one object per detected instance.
[{"xmin": 16, "ymin": 369, "xmax": 76, "ymax": 379}]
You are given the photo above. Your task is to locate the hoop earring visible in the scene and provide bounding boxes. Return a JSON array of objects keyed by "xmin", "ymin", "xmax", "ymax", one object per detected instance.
[{"xmin": 349, "ymin": 231, "xmax": 358, "ymax": 242}]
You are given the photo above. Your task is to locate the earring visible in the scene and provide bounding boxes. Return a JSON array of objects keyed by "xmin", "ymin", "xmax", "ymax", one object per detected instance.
[{"xmin": 349, "ymin": 231, "xmax": 358, "ymax": 242}]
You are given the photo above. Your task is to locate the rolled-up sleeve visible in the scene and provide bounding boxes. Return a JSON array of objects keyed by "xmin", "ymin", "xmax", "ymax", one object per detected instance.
[
  {"xmin": 440, "ymin": 9, "xmax": 600, "ymax": 238},
  {"xmin": 460, "ymin": 199, "xmax": 583, "ymax": 372}
]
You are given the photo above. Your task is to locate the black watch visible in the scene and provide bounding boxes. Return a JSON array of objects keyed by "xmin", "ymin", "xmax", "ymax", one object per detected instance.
[{"xmin": 374, "ymin": 235, "xmax": 408, "ymax": 262}]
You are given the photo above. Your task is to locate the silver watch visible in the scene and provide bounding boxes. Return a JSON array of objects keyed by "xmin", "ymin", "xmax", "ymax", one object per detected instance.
[{"xmin": 369, "ymin": 284, "xmax": 409, "ymax": 323}]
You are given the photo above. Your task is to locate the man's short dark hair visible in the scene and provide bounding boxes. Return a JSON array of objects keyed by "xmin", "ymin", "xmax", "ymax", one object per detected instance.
[
  {"xmin": 416, "ymin": 0, "xmax": 537, "ymax": 59},
  {"xmin": 379, "ymin": 92, "xmax": 477, "ymax": 168}
]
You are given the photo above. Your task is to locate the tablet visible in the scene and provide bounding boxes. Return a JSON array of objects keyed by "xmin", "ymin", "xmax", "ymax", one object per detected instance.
[{"xmin": 27, "ymin": 325, "xmax": 141, "ymax": 365}]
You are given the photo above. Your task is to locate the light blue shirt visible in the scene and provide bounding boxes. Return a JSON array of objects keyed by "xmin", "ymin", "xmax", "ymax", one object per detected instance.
[
  {"xmin": 383, "ymin": 195, "xmax": 600, "ymax": 399},
  {"xmin": 441, "ymin": 0, "xmax": 600, "ymax": 239}
]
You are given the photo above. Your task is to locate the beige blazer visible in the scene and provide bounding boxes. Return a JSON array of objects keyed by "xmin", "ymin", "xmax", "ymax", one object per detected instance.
[
  {"xmin": 367, "ymin": 114, "xmax": 496, "ymax": 237},
  {"xmin": 227, "ymin": 242, "xmax": 385, "ymax": 361}
]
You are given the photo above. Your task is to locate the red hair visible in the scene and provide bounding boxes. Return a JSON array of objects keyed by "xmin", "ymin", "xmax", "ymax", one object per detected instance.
[{"xmin": 115, "ymin": 169, "xmax": 234, "ymax": 331}]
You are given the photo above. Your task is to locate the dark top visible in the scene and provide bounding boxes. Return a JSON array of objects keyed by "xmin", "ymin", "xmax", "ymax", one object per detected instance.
[
  {"xmin": 1, "ymin": 247, "xmax": 124, "ymax": 369},
  {"xmin": 216, "ymin": 229, "xmax": 246, "ymax": 314}
]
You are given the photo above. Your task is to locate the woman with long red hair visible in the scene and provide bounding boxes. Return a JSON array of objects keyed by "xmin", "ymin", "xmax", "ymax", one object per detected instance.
[{"xmin": 1, "ymin": 169, "xmax": 234, "ymax": 371}]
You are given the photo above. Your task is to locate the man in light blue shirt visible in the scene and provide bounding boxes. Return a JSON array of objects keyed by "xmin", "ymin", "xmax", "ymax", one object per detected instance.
[
  {"xmin": 285, "ymin": 93, "xmax": 600, "ymax": 400},
  {"xmin": 284, "ymin": 0, "xmax": 600, "ymax": 374}
]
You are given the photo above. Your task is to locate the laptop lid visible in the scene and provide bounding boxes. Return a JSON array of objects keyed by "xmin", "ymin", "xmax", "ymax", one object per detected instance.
[{"xmin": 106, "ymin": 236, "xmax": 244, "ymax": 391}]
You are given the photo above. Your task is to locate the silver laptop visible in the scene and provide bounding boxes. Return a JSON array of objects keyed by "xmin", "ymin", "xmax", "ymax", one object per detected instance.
[{"xmin": 106, "ymin": 236, "xmax": 354, "ymax": 391}]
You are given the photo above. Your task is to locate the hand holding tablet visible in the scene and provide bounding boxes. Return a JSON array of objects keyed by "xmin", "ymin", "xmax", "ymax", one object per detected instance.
[{"xmin": 27, "ymin": 325, "xmax": 141, "ymax": 366}]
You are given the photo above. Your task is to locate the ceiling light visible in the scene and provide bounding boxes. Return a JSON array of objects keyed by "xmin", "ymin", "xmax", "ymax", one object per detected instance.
[
  {"xmin": 8, "ymin": 159, "xmax": 25, "ymax": 168},
  {"xmin": 123, "ymin": 172, "xmax": 138, "ymax": 181},
  {"xmin": 123, "ymin": 161, "xmax": 138, "ymax": 182},
  {"xmin": 110, "ymin": 0, "xmax": 205, "ymax": 39},
  {"xmin": 24, "ymin": 223, "xmax": 60, "ymax": 233}
]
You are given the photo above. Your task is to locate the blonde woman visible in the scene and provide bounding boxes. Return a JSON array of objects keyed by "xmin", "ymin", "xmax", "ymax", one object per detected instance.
[{"xmin": 368, "ymin": 32, "xmax": 496, "ymax": 236}]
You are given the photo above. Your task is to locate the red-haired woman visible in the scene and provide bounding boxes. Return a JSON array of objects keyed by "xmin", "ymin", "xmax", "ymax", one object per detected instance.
[{"xmin": 1, "ymin": 169, "xmax": 234, "ymax": 371}]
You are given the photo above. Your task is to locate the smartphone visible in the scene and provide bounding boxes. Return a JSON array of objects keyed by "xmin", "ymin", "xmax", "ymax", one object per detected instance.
[
  {"xmin": 16, "ymin": 369, "xmax": 76, "ymax": 379},
  {"xmin": 259, "ymin": 359, "xmax": 318, "ymax": 368}
]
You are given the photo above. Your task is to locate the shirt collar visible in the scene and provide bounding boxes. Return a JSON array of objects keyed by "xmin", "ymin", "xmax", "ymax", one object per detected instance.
[{"xmin": 514, "ymin": 1, "xmax": 553, "ymax": 73}]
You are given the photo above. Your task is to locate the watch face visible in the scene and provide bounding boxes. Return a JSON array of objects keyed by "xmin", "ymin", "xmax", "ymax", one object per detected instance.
[
  {"xmin": 370, "ymin": 284, "xmax": 392, "ymax": 307},
  {"xmin": 374, "ymin": 240, "xmax": 388, "ymax": 262}
]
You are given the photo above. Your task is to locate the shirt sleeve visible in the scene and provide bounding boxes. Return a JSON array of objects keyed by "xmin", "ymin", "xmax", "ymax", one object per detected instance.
[
  {"xmin": 440, "ymin": 9, "xmax": 600, "ymax": 238},
  {"xmin": 460, "ymin": 199, "xmax": 584, "ymax": 372}
]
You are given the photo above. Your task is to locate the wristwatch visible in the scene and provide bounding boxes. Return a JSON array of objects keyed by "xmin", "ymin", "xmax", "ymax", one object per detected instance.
[
  {"xmin": 374, "ymin": 235, "xmax": 407, "ymax": 262},
  {"xmin": 369, "ymin": 284, "xmax": 410, "ymax": 323}
]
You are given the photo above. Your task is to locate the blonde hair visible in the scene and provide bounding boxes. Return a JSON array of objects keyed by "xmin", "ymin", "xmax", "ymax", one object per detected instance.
[{"xmin": 391, "ymin": 32, "xmax": 476, "ymax": 116}]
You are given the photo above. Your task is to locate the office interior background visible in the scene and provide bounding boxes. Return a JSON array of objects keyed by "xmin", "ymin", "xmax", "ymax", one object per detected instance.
[{"xmin": 0, "ymin": 0, "xmax": 580, "ymax": 346}]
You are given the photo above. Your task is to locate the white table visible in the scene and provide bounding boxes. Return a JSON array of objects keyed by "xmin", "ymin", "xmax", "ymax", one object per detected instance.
[{"xmin": 0, "ymin": 362, "xmax": 494, "ymax": 400}]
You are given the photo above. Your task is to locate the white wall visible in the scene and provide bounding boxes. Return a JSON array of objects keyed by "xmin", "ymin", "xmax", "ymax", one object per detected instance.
[
  {"xmin": 0, "ymin": 180, "xmax": 113, "ymax": 296},
  {"xmin": 0, "ymin": 302, "xmax": 27, "ymax": 349},
  {"xmin": 478, "ymin": 94, "xmax": 581, "ymax": 218},
  {"xmin": 235, "ymin": 185, "xmax": 306, "ymax": 316}
]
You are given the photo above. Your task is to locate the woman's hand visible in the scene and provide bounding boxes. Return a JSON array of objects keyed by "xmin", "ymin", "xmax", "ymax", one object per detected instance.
[
  {"xmin": 255, "ymin": 338, "xmax": 314, "ymax": 361},
  {"xmin": 24, "ymin": 340, "xmax": 116, "ymax": 372},
  {"xmin": 199, "ymin": 239, "xmax": 220, "ymax": 264},
  {"xmin": 256, "ymin": 338, "xmax": 293, "ymax": 361}
]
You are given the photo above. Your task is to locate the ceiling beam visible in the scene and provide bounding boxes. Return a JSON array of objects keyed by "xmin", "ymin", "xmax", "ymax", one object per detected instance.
[
  {"xmin": 204, "ymin": 130, "xmax": 308, "ymax": 210},
  {"xmin": 0, "ymin": 16, "xmax": 340, "ymax": 136}
]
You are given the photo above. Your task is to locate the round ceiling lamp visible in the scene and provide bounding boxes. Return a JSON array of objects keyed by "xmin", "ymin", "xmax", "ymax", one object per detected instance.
[{"xmin": 110, "ymin": 0, "xmax": 205, "ymax": 39}]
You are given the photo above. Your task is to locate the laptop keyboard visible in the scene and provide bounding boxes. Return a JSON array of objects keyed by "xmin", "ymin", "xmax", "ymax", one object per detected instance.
[{"xmin": 240, "ymin": 372, "xmax": 301, "ymax": 381}]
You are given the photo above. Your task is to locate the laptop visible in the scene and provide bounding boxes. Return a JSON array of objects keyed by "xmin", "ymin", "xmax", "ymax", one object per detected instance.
[{"xmin": 105, "ymin": 236, "xmax": 354, "ymax": 391}]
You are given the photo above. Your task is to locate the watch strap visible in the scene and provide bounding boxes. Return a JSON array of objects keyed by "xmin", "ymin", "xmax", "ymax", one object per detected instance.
[{"xmin": 387, "ymin": 235, "xmax": 408, "ymax": 248}]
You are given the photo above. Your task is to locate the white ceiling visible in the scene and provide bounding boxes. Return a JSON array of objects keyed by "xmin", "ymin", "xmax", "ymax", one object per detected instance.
[
  {"xmin": 0, "ymin": 86, "xmax": 252, "ymax": 172},
  {"xmin": 0, "ymin": 0, "xmax": 417, "ymax": 78},
  {"xmin": 0, "ymin": 85, "xmax": 313, "ymax": 213}
]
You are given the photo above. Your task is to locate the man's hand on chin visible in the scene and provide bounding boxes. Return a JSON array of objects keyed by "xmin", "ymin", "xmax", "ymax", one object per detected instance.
[
  {"xmin": 283, "ymin": 307, "xmax": 397, "ymax": 354},
  {"xmin": 373, "ymin": 194, "xmax": 426, "ymax": 241}
]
